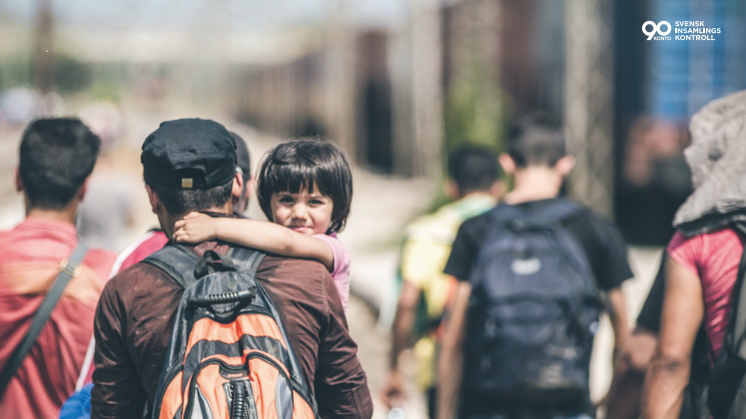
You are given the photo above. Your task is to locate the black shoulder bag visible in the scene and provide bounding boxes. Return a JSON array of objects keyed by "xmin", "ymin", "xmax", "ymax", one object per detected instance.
[
  {"xmin": 707, "ymin": 223, "xmax": 746, "ymax": 419},
  {"xmin": 0, "ymin": 244, "xmax": 88, "ymax": 396}
]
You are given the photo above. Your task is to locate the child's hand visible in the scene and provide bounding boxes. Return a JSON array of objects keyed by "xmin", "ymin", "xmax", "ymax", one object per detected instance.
[{"xmin": 173, "ymin": 212, "xmax": 218, "ymax": 243}]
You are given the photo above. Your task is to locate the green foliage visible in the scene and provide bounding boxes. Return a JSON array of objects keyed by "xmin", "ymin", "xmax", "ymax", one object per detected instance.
[
  {"xmin": 443, "ymin": 59, "xmax": 506, "ymax": 155},
  {"xmin": 0, "ymin": 54, "xmax": 32, "ymax": 91},
  {"xmin": 429, "ymin": 56, "xmax": 509, "ymax": 213},
  {"xmin": 53, "ymin": 54, "xmax": 92, "ymax": 93},
  {"xmin": 88, "ymin": 79, "xmax": 122, "ymax": 103}
]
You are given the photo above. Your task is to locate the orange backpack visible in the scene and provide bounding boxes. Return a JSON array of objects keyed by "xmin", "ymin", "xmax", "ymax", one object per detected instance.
[{"xmin": 143, "ymin": 245, "xmax": 318, "ymax": 419}]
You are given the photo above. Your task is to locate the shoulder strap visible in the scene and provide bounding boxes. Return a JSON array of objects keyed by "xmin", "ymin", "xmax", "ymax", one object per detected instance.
[
  {"xmin": 228, "ymin": 247, "xmax": 315, "ymax": 393},
  {"xmin": 530, "ymin": 198, "xmax": 585, "ymax": 222},
  {"xmin": 141, "ymin": 244, "xmax": 200, "ymax": 288},
  {"xmin": 490, "ymin": 199, "xmax": 585, "ymax": 225},
  {"xmin": 724, "ymin": 222, "xmax": 746, "ymax": 357},
  {"xmin": 227, "ymin": 246, "xmax": 266, "ymax": 277},
  {"xmin": 0, "ymin": 244, "xmax": 88, "ymax": 396}
]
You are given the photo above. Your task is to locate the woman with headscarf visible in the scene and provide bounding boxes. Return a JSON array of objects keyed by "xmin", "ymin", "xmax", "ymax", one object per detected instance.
[{"xmin": 643, "ymin": 90, "xmax": 746, "ymax": 419}]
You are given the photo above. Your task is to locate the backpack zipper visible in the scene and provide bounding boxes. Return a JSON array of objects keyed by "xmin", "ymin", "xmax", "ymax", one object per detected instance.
[
  {"xmin": 244, "ymin": 352, "xmax": 316, "ymax": 410},
  {"xmin": 183, "ymin": 358, "xmax": 249, "ymax": 418}
]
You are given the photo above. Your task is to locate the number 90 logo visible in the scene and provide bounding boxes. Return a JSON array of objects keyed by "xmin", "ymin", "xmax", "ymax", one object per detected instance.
[{"xmin": 642, "ymin": 21, "xmax": 671, "ymax": 40}]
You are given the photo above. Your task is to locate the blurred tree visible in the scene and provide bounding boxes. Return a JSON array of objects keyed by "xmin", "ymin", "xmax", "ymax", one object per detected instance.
[
  {"xmin": 444, "ymin": 59, "xmax": 505, "ymax": 154},
  {"xmin": 54, "ymin": 55, "xmax": 92, "ymax": 94},
  {"xmin": 33, "ymin": 0, "xmax": 53, "ymax": 93},
  {"xmin": 441, "ymin": 0, "xmax": 506, "ymax": 157},
  {"xmin": 0, "ymin": 56, "xmax": 33, "ymax": 91}
]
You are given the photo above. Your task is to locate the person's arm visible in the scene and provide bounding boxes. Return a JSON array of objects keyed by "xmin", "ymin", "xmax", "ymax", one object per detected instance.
[
  {"xmin": 642, "ymin": 257, "xmax": 703, "ymax": 419},
  {"xmin": 381, "ymin": 280, "xmax": 421, "ymax": 409},
  {"xmin": 91, "ymin": 286, "xmax": 149, "ymax": 419},
  {"xmin": 174, "ymin": 212, "xmax": 334, "ymax": 271},
  {"xmin": 605, "ymin": 327, "xmax": 658, "ymax": 419},
  {"xmin": 436, "ymin": 281, "xmax": 471, "ymax": 419},
  {"xmin": 314, "ymin": 269, "xmax": 374, "ymax": 419},
  {"xmin": 605, "ymin": 250, "xmax": 669, "ymax": 419},
  {"xmin": 607, "ymin": 286, "xmax": 629, "ymax": 358}
]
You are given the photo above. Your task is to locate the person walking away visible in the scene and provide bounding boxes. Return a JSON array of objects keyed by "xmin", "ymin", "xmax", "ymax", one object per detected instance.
[
  {"xmin": 437, "ymin": 113, "xmax": 633, "ymax": 419},
  {"xmin": 379, "ymin": 146, "xmax": 503, "ymax": 417},
  {"xmin": 59, "ymin": 129, "xmax": 256, "ymax": 419},
  {"xmin": 91, "ymin": 119, "xmax": 372, "ymax": 419},
  {"xmin": 0, "ymin": 118, "xmax": 116, "ymax": 418},
  {"xmin": 643, "ymin": 90, "xmax": 746, "ymax": 419}
]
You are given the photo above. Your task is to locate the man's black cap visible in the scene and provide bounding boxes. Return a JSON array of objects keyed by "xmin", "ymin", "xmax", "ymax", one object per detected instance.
[{"xmin": 141, "ymin": 118, "xmax": 236, "ymax": 189}]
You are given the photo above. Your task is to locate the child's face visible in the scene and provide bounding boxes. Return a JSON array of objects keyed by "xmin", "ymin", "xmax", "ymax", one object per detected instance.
[{"xmin": 269, "ymin": 184, "xmax": 334, "ymax": 236}]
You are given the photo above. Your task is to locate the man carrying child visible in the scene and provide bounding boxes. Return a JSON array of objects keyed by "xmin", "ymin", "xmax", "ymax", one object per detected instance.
[{"xmin": 91, "ymin": 119, "xmax": 371, "ymax": 418}]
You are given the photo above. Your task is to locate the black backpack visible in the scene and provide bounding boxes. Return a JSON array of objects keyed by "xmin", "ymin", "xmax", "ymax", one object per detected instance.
[
  {"xmin": 706, "ymin": 223, "xmax": 746, "ymax": 419},
  {"xmin": 143, "ymin": 244, "xmax": 318, "ymax": 419},
  {"xmin": 464, "ymin": 199, "xmax": 601, "ymax": 404}
]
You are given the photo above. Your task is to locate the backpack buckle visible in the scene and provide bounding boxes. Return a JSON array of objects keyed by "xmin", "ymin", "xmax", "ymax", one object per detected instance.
[
  {"xmin": 59, "ymin": 259, "xmax": 82, "ymax": 278},
  {"xmin": 194, "ymin": 250, "xmax": 237, "ymax": 278}
]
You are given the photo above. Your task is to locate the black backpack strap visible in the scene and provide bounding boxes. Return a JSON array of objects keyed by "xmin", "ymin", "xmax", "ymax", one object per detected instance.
[
  {"xmin": 226, "ymin": 246, "xmax": 266, "ymax": 278},
  {"xmin": 0, "ymin": 244, "xmax": 88, "ymax": 396},
  {"xmin": 524, "ymin": 198, "xmax": 586, "ymax": 224},
  {"xmin": 228, "ymin": 247, "xmax": 313, "ymax": 395},
  {"xmin": 490, "ymin": 199, "xmax": 586, "ymax": 227},
  {"xmin": 141, "ymin": 244, "xmax": 200, "ymax": 288}
]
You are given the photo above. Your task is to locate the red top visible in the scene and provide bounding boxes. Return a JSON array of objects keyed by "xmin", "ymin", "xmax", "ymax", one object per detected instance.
[
  {"xmin": 112, "ymin": 229, "xmax": 169, "ymax": 273},
  {"xmin": 0, "ymin": 217, "xmax": 116, "ymax": 419},
  {"xmin": 668, "ymin": 228, "xmax": 745, "ymax": 358}
]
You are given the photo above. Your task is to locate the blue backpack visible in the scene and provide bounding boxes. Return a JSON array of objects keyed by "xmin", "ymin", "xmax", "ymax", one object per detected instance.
[{"xmin": 465, "ymin": 199, "xmax": 601, "ymax": 404}]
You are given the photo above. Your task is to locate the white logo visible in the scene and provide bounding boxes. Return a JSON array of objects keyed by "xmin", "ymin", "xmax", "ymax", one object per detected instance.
[
  {"xmin": 510, "ymin": 258, "xmax": 541, "ymax": 276},
  {"xmin": 642, "ymin": 21, "xmax": 671, "ymax": 40}
]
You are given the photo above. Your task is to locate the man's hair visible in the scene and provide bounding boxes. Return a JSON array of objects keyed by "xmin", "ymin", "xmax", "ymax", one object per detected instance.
[
  {"xmin": 448, "ymin": 146, "xmax": 500, "ymax": 193},
  {"xmin": 256, "ymin": 139, "xmax": 353, "ymax": 234},
  {"xmin": 19, "ymin": 118, "xmax": 101, "ymax": 210},
  {"xmin": 149, "ymin": 179, "xmax": 234, "ymax": 216},
  {"xmin": 232, "ymin": 131, "xmax": 251, "ymax": 181},
  {"xmin": 507, "ymin": 113, "xmax": 566, "ymax": 168}
]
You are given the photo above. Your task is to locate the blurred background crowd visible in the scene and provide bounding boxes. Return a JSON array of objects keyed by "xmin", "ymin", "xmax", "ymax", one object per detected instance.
[{"xmin": 1, "ymin": 0, "xmax": 745, "ymax": 418}]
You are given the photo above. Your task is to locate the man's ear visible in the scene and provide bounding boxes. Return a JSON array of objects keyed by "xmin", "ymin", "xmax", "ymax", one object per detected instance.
[
  {"xmin": 145, "ymin": 184, "xmax": 162, "ymax": 215},
  {"xmin": 244, "ymin": 176, "xmax": 255, "ymax": 196},
  {"xmin": 240, "ymin": 176, "xmax": 254, "ymax": 211},
  {"xmin": 231, "ymin": 173, "xmax": 244, "ymax": 205},
  {"xmin": 75, "ymin": 176, "xmax": 91, "ymax": 202},
  {"xmin": 498, "ymin": 153, "xmax": 517, "ymax": 175},
  {"xmin": 444, "ymin": 179, "xmax": 460, "ymax": 200},
  {"xmin": 490, "ymin": 179, "xmax": 506, "ymax": 200},
  {"xmin": 14, "ymin": 168, "xmax": 23, "ymax": 193},
  {"xmin": 555, "ymin": 155, "xmax": 576, "ymax": 177}
]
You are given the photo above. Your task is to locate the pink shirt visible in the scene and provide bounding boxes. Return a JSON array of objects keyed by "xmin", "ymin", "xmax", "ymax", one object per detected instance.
[
  {"xmin": 313, "ymin": 233, "xmax": 350, "ymax": 310},
  {"xmin": 113, "ymin": 230, "xmax": 169, "ymax": 273},
  {"xmin": 0, "ymin": 218, "xmax": 115, "ymax": 419},
  {"xmin": 667, "ymin": 228, "xmax": 745, "ymax": 358}
]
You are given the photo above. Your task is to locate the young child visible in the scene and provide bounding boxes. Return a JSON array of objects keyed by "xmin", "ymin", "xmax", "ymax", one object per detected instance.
[{"xmin": 173, "ymin": 139, "xmax": 353, "ymax": 310}]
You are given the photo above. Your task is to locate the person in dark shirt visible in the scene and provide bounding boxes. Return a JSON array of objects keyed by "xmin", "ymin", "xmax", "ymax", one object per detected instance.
[
  {"xmin": 437, "ymin": 114, "xmax": 634, "ymax": 419},
  {"xmin": 91, "ymin": 119, "xmax": 373, "ymax": 419}
]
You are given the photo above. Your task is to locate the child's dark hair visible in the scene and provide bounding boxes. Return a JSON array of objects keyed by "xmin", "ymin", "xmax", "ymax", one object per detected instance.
[
  {"xmin": 448, "ymin": 146, "xmax": 501, "ymax": 193},
  {"xmin": 507, "ymin": 112, "xmax": 566, "ymax": 168},
  {"xmin": 256, "ymin": 139, "xmax": 353, "ymax": 234}
]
